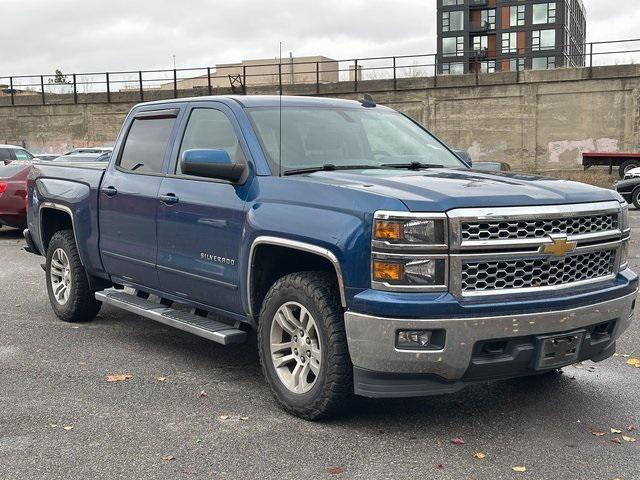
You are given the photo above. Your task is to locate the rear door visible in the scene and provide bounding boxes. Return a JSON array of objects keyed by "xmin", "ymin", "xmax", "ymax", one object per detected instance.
[
  {"xmin": 99, "ymin": 108, "xmax": 181, "ymax": 290},
  {"xmin": 156, "ymin": 103, "xmax": 252, "ymax": 313}
]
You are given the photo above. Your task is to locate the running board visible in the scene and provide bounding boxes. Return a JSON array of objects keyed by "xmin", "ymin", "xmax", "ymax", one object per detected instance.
[{"xmin": 95, "ymin": 290, "xmax": 247, "ymax": 345}]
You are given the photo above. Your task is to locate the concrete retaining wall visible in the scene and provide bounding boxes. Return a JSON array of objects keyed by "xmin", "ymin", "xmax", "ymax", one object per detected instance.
[{"xmin": 2, "ymin": 64, "xmax": 639, "ymax": 172}]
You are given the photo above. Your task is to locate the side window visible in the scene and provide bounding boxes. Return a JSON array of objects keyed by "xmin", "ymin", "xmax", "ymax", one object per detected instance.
[
  {"xmin": 0, "ymin": 148, "xmax": 12, "ymax": 162},
  {"xmin": 118, "ymin": 117, "xmax": 176, "ymax": 174},
  {"xmin": 14, "ymin": 149, "xmax": 33, "ymax": 160},
  {"xmin": 177, "ymin": 108, "xmax": 245, "ymax": 175}
]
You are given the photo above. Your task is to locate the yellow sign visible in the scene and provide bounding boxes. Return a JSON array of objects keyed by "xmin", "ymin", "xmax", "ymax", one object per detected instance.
[{"xmin": 541, "ymin": 237, "xmax": 577, "ymax": 257}]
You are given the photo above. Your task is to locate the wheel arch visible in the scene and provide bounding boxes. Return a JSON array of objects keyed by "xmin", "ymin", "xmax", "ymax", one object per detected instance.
[
  {"xmin": 247, "ymin": 236, "xmax": 347, "ymax": 320},
  {"xmin": 39, "ymin": 203, "xmax": 77, "ymax": 257}
]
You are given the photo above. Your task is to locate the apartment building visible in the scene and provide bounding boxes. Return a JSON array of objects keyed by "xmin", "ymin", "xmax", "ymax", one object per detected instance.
[{"xmin": 436, "ymin": 0, "xmax": 586, "ymax": 74}]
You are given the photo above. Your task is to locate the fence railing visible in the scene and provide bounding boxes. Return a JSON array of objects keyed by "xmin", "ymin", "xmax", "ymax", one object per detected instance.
[{"xmin": 1, "ymin": 38, "xmax": 639, "ymax": 107}]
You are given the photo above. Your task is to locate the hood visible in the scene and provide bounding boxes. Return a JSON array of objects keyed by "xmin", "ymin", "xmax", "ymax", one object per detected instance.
[{"xmin": 294, "ymin": 168, "xmax": 621, "ymax": 212}]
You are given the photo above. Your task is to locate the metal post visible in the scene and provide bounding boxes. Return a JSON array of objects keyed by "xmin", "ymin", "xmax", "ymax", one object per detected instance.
[
  {"xmin": 242, "ymin": 65, "xmax": 247, "ymax": 94},
  {"xmin": 73, "ymin": 74, "xmax": 78, "ymax": 104},
  {"xmin": 207, "ymin": 67, "xmax": 212, "ymax": 96},
  {"xmin": 173, "ymin": 69, "xmax": 178, "ymax": 99},
  {"xmin": 106, "ymin": 73, "xmax": 111, "ymax": 103},
  {"xmin": 589, "ymin": 42, "xmax": 593, "ymax": 68},
  {"xmin": 354, "ymin": 59, "xmax": 358, "ymax": 93},
  {"xmin": 393, "ymin": 57, "xmax": 397, "ymax": 90},
  {"xmin": 316, "ymin": 62, "xmax": 320, "ymax": 95},
  {"xmin": 434, "ymin": 55, "xmax": 438, "ymax": 87},
  {"xmin": 9, "ymin": 77, "xmax": 14, "ymax": 105},
  {"xmin": 40, "ymin": 76, "xmax": 45, "ymax": 105},
  {"xmin": 139, "ymin": 71, "xmax": 144, "ymax": 101},
  {"xmin": 278, "ymin": 63, "xmax": 282, "ymax": 95}
]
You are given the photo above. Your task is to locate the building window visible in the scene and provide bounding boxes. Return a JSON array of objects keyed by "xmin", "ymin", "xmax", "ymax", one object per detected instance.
[
  {"xmin": 510, "ymin": 5, "xmax": 525, "ymax": 27},
  {"xmin": 480, "ymin": 9, "xmax": 496, "ymax": 30},
  {"xmin": 532, "ymin": 29, "xmax": 556, "ymax": 51},
  {"xmin": 442, "ymin": 10, "xmax": 464, "ymax": 32},
  {"xmin": 443, "ymin": 36, "xmax": 464, "ymax": 56},
  {"xmin": 473, "ymin": 35, "xmax": 488, "ymax": 52},
  {"xmin": 502, "ymin": 32, "xmax": 518, "ymax": 53},
  {"xmin": 510, "ymin": 58, "xmax": 525, "ymax": 72},
  {"xmin": 441, "ymin": 62, "xmax": 465, "ymax": 75},
  {"xmin": 481, "ymin": 61, "xmax": 496, "ymax": 73},
  {"xmin": 442, "ymin": 0, "xmax": 464, "ymax": 5},
  {"xmin": 533, "ymin": 2, "xmax": 556, "ymax": 24},
  {"xmin": 532, "ymin": 56, "xmax": 556, "ymax": 70}
]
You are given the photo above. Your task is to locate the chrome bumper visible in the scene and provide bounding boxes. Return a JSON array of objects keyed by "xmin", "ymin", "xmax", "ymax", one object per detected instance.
[{"xmin": 344, "ymin": 290, "xmax": 637, "ymax": 381}]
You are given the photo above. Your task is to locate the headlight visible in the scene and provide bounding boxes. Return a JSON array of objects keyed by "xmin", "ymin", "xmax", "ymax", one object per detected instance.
[
  {"xmin": 620, "ymin": 203, "xmax": 630, "ymax": 232},
  {"xmin": 372, "ymin": 253, "xmax": 448, "ymax": 291},
  {"xmin": 373, "ymin": 212, "xmax": 447, "ymax": 250}
]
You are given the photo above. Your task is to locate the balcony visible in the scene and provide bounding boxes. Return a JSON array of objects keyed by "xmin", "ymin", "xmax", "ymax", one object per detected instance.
[
  {"xmin": 469, "ymin": 0, "xmax": 488, "ymax": 8},
  {"xmin": 470, "ymin": 21, "xmax": 494, "ymax": 32},
  {"xmin": 470, "ymin": 48, "xmax": 489, "ymax": 60}
]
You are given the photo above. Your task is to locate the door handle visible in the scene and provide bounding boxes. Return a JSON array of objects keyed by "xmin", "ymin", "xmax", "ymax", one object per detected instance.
[
  {"xmin": 159, "ymin": 193, "xmax": 179, "ymax": 205},
  {"xmin": 102, "ymin": 186, "xmax": 118, "ymax": 197}
]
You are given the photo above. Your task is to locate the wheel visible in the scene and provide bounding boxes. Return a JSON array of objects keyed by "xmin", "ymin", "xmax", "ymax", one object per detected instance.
[
  {"xmin": 633, "ymin": 187, "xmax": 640, "ymax": 210},
  {"xmin": 619, "ymin": 160, "xmax": 640, "ymax": 179},
  {"xmin": 257, "ymin": 271, "xmax": 353, "ymax": 420},
  {"xmin": 46, "ymin": 230, "xmax": 101, "ymax": 322}
]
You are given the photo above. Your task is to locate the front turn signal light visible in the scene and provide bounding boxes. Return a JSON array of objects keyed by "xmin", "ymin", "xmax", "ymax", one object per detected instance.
[{"xmin": 374, "ymin": 220, "xmax": 403, "ymax": 241}]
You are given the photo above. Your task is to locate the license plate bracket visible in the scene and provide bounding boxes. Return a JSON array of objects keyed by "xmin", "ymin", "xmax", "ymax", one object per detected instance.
[{"xmin": 535, "ymin": 330, "xmax": 585, "ymax": 370}]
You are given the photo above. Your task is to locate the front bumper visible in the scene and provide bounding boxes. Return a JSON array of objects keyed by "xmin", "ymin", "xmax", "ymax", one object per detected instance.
[{"xmin": 345, "ymin": 289, "xmax": 637, "ymax": 397}]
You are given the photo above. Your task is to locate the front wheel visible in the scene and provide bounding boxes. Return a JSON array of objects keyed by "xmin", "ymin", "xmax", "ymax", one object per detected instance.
[
  {"xmin": 632, "ymin": 187, "xmax": 640, "ymax": 210},
  {"xmin": 46, "ymin": 230, "xmax": 102, "ymax": 322},
  {"xmin": 257, "ymin": 272, "xmax": 353, "ymax": 420}
]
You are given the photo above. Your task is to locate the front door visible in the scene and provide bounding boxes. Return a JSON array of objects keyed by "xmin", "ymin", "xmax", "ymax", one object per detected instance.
[
  {"xmin": 99, "ymin": 109, "xmax": 179, "ymax": 290},
  {"xmin": 156, "ymin": 104, "xmax": 251, "ymax": 313}
]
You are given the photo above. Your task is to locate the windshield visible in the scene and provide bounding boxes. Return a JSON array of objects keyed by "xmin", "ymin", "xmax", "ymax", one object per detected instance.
[{"xmin": 247, "ymin": 107, "xmax": 465, "ymax": 174}]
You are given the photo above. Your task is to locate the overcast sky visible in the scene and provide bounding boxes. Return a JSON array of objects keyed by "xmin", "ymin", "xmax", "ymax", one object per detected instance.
[{"xmin": 1, "ymin": 0, "xmax": 638, "ymax": 77}]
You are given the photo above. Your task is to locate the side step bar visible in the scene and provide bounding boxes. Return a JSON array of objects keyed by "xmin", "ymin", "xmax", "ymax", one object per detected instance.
[{"xmin": 95, "ymin": 290, "xmax": 247, "ymax": 345}]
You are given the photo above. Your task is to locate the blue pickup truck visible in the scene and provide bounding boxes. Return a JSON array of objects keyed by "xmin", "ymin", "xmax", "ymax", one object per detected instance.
[{"xmin": 24, "ymin": 95, "xmax": 637, "ymax": 419}]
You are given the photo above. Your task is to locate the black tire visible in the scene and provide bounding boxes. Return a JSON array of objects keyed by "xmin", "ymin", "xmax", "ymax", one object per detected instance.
[
  {"xmin": 257, "ymin": 271, "xmax": 353, "ymax": 420},
  {"xmin": 619, "ymin": 160, "xmax": 640, "ymax": 179},
  {"xmin": 632, "ymin": 187, "xmax": 640, "ymax": 210},
  {"xmin": 45, "ymin": 230, "xmax": 102, "ymax": 322}
]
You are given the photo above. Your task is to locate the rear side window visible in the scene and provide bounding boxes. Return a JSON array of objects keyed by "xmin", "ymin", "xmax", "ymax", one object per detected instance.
[
  {"xmin": 119, "ymin": 117, "xmax": 176, "ymax": 174},
  {"xmin": 0, "ymin": 148, "xmax": 12, "ymax": 162},
  {"xmin": 177, "ymin": 108, "xmax": 245, "ymax": 175}
]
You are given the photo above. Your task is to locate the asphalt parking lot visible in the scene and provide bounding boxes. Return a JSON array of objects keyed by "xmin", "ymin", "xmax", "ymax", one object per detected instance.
[{"xmin": 1, "ymin": 216, "xmax": 639, "ymax": 480}]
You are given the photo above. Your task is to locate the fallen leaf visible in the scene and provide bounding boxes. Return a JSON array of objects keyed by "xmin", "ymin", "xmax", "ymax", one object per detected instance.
[
  {"xmin": 219, "ymin": 415, "xmax": 230, "ymax": 420},
  {"xmin": 63, "ymin": 425, "xmax": 74, "ymax": 431},
  {"xmin": 49, "ymin": 424, "xmax": 58, "ymax": 428},
  {"xmin": 240, "ymin": 416, "xmax": 249, "ymax": 421},
  {"xmin": 199, "ymin": 390, "xmax": 208, "ymax": 397},
  {"xmin": 611, "ymin": 437, "xmax": 622, "ymax": 444},
  {"xmin": 325, "ymin": 466, "xmax": 346, "ymax": 475},
  {"xmin": 622, "ymin": 436, "xmax": 636, "ymax": 442},
  {"xmin": 590, "ymin": 430, "xmax": 607, "ymax": 437},
  {"xmin": 436, "ymin": 464, "xmax": 444, "ymax": 470},
  {"xmin": 106, "ymin": 374, "xmax": 132, "ymax": 382},
  {"xmin": 611, "ymin": 428, "xmax": 623, "ymax": 434},
  {"xmin": 627, "ymin": 425, "xmax": 637, "ymax": 432},
  {"xmin": 614, "ymin": 353, "xmax": 631, "ymax": 358},
  {"xmin": 156, "ymin": 377, "xmax": 167, "ymax": 382},
  {"xmin": 512, "ymin": 466, "xmax": 527, "ymax": 473},
  {"xmin": 451, "ymin": 437, "xmax": 466, "ymax": 445},
  {"xmin": 473, "ymin": 452, "xmax": 486, "ymax": 460},
  {"xmin": 626, "ymin": 358, "xmax": 640, "ymax": 367},
  {"xmin": 161, "ymin": 455, "xmax": 175, "ymax": 461}
]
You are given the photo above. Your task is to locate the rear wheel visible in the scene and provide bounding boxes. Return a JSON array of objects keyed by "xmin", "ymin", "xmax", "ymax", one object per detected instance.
[
  {"xmin": 633, "ymin": 187, "xmax": 640, "ymax": 210},
  {"xmin": 257, "ymin": 272, "xmax": 353, "ymax": 420},
  {"xmin": 46, "ymin": 230, "xmax": 101, "ymax": 322}
]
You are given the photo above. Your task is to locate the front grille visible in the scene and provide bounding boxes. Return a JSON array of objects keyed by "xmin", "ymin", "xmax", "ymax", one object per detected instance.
[
  {"xmin": 461, "ymin": 214, "xmax": 618, "ymax": 242},
  {"xmin": 461, "ymin": 249, "xmax": 617, "ymax": 293}
]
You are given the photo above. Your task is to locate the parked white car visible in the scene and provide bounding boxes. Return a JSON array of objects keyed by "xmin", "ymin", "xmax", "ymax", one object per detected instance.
[{"xmin": 624, "ymin": 167, "xmax": 640, "ymax": 179}]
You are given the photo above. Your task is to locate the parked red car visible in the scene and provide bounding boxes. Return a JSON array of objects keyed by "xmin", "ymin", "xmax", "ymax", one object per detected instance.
[{"xmin": 0, "ymin": 161, "xmax": 31, "ymax": 230}]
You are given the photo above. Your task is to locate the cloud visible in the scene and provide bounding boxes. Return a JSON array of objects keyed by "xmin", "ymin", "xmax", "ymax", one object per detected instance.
[{"xmin": 0, "ymin": 0, "xmax": 637, "ymax": 77}]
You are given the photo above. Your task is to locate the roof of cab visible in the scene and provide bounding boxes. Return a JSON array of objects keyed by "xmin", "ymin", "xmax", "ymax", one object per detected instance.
[{"xmin": 136, "ymin": 95, "xmax": 392, "ymax": 111}]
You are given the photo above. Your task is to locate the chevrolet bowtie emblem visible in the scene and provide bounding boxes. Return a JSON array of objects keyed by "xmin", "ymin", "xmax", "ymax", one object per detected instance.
[{"xmin": 541, "ymin": 236, "xmax": 577, "ymax": 257}]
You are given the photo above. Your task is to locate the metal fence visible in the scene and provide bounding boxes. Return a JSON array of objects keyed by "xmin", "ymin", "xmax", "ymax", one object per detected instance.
[{"xmin": 1, "ymin": 37, "xmax": 639, "ymax": 107}]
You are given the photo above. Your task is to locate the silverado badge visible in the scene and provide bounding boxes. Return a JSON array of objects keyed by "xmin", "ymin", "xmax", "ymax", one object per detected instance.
[{"xmin": 540, "ymin": 235, "xmax": 577, "ymax": 257}]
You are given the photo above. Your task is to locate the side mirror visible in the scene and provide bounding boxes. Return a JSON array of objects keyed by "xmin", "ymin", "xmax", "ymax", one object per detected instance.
[{"xmin": 181, "ymin": 149, "xmax": 246, "ymax": 183}]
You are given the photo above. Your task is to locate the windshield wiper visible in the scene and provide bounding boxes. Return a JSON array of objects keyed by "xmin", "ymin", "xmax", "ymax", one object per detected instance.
[
  {"xmin": 283, "ymin": 164, "xmax": 382, "ymax": 176},
  {"xmin": 381, "ymin": 162, "xmax": 444, "ymax": 170}
]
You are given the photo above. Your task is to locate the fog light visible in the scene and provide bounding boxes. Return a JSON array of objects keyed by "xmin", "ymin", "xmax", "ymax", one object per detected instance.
[{"xmin": 397, "ymin": 330, "xmax": 432, "ymax": 349}]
